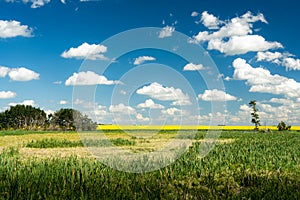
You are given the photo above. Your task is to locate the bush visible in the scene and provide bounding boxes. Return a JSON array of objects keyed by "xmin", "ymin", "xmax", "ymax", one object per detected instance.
[{"xmin": 277, "ymin": 121, "xmax": 291, "ymax": 131}]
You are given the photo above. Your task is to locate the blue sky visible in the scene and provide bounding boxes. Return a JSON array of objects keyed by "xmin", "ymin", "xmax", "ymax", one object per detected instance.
[{"xmin": 0, "ymin": 0, "xmax": 300, "ymax": 125}]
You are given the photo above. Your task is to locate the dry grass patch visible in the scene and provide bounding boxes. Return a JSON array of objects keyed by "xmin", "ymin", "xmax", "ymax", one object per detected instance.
[{"xmin": 20, "ymin": 147, "xmax": 91, "ymax": 158}]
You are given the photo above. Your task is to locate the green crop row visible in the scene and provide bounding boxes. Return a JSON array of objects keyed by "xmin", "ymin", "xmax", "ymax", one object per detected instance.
[{"xmin": 25, "ymin": 138, "xmax": 136, "ymax": 148}]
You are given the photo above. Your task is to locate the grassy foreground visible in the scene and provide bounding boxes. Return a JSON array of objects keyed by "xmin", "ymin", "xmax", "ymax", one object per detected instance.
[{"xmin": 0, "ymin": 130, "xmax": 299, "ymax": 199}]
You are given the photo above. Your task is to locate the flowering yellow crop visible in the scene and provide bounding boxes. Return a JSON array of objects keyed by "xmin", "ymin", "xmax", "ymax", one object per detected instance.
[{"xmin": 98, "ymin": 125, "xmax": 300, "ymax": 131}]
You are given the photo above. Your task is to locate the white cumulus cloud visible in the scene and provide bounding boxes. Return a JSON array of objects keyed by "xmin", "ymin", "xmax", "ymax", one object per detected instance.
[
  {"xmin": 0, "ymin": 66, "xmax": 10, "ymax": 77},
  {"xmin": 8, "ymin": 67, "xmax": 40, "ymax": 81},
  {"xmin": 232, "ymin": 58, "xmax": 300, "ymax": 98},
  {"xmin": 109, "ymin": 103, "xmax": 135, "ymax": 114},
  {"xmin": 161, "ymin": 107, "xmax": 181, "ymax": 115},
  {"xmin": 61, "ymin": 42, "xmax": 108, "ymax": 60},
  {"xmin": 5, "ymin": 0, "xmax": 50, "ymax": 8},
  {"xmin": 198, "ymin": 89, "xmax": 237, "ymax": 101},
  {"xmin": 65, "ymin": 71, "xmax": 121, "ymax": 86},
  {"xmin": 183, "ymin": 63, "xmax": 206, "ymax": 71},
  {"xmin": 30, "ymin": 0, "xmax": 50, "ymax": 8},
  {"xmin": 0, "ymin": 20, "xmax": 33, "ymax": 38},
  {"xmin": 200, "ymin": 11, "xmax": 222, "ymax": 29},
  {"xmin": 137, "ymin": 99, "xmax": 164, "ymax": 109},
  {"xmin": 191, "ymin": 11, "xmax": 282, "ymax": 56},
  {"xmin": 136, "ymin": 82, "xmax": 191, "ymax": 106},
  {"xmin": 282, "ymin": 57, "xmax": 300, "ymax": 71},
  {"xmin": 159, "ymin": 26, "xmax": 175, "ymax": 38},
  {"xmin": 133, "ymin": 56, "xmax": 156, "ymax": 65},
  {"xmin": 136, "ymin": 113, "xmax": 150, "ymax": 122},
  {"xmin": 59, "ymin": 100, "xmax": 68, "ymax": 105},
  {"xmin": 194, "ymin": 12, "xmax": 267, "ymax": 42},
  {"xmin": 194, "ymin": 11, "xmax": 267, "ymax": 42},
  {"xmin": 0, "ymin": 91, "xmax": 16, "ymax": 99},
  {"xmin": 191, "ymin": 11, "xmax": 199, "ymax": 17},
  {"xmin": 0, "ymin": 66, "xmax": 39, "ymax": 81},
  {"xmin": 207, "ymin": 35, "xmax": 282, "ymax": 55},
  {"xmin": 256, "ymin": 51, "xmax": 284, "ymax": 63},
  {"xmin": 256, "ymin": 51, "xmax": 300, "ymax": 70}
]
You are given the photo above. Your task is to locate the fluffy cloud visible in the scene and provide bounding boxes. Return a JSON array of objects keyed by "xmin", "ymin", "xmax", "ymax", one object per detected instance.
[
  {"xmin": 192, "ymin": 11, "xmax": 282, "ymax": 55},
  {"xmin": 109, "ymin": 103, "xmax": 135, "ymax": 114},
  {"xmin": 8, "ymin": 67, "xmax": 40, "ymax": 81},
  {"xmin": 224, "ymin": 76, "xmax": 231, "ymax": 81},
  {"xmin": 61, "ymin": 42, "xmax": 108, "ymax": 60},
  {"xmin": 0, "ymin": 66, "xmax": 39, "ymax": 81},
  {"xmin": 198, "ymin": 89, "xmax": 237, "ymax": 101},
  {"xmin": 161, "ymin": 107, "xmax": 181, "ymax": 115},
  {"xmin": 256, "ymin": 51, "xmax": 284, "ymax": 63},
  {"xmin": 200, "ymin": 11, "xmax": 222, "ymax": 29},
  {"xmin": 136, "ymin": 82, "xmax": 191, "ymax": 106},
  {"xmin": 0, "ymin": 20, "xmax": 33, "ymax": 38},
  {"xmin": 220, "ymin": 100, "xmax": 300, "ymax": 125},
  {"xmin": 5, "ymin": 0, "xmax": 50, "ymax": 8},
  {"xmin": 0, "ymin": 66, "xmax": 10, "ymax": 77},
  {"xmin": 30, "ymin": 0, "xmax": 50, "ymax": 8},
  {"xmin": 269, "ymin": 98, "xmax": 293, "ymax": 105},
  {"xmin": 133, "ymin": 56, "xmax": 156, "ymax": 65},
  {"xmin": 253, "ymin": 99, "xmax": 300, "ymax": 124},
  {"xmin": 136, "ymin": 113, "xmax": 150, "ymax": 122},
  {"xmin": 9, "ymin": 100, "xmax": 35, "ymax": 106},
  {"xmin": 194, "ymin": 11, "xmax": 267, "ymax": 42},
  {"xmin": 282, "ymin": 57, "xmax": 300, "ymax": 70},
  {"xmin": 239, "ymin": 104, "xmax": 251, "ymax": 112},
  {"xmin": 94, "ymin": 105, "xmax": 107, "ymax": 119},
  {"xmin": 65, "ymin": 71, "xmax": 121, "ymax": 86},
  {"xmin": 191, "ymin": 11, "xmax": 199, "ymax": 17},
  {"xmin": 137, "ymin": 99, "xmax": 164, "ymax": 109},
  {"xmin": 233, "ymin": 58, "xmax": 300, "ymax": 98},
  {"xmin": 207, "ymin": 35, "xmax": 282, "ymax": 55},
  {"xmin": 159, "ymin": 26, "xmax": 175, "ymax": 38},
  {"xmin": 256, "ymin": 51, "xmax": 300, "ymax": 70},
  {"xmin": 183, "ymin": 63, "xmax": 206, "ymax": 71},
  {"xmin": 59, "ymin": 100, "xmax": 68, "ymax": 105},
  {"xmin": 0, "ymin": 91, "xmax": 16, "ymax": 99}
]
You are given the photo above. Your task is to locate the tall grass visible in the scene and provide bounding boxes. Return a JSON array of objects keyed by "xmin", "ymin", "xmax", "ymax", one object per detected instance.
[
  {"xmin": 25, "ymin": 138, "xmax": 136, "ymax": 148},
  {"xmin": 0, "ymin": 131, "xmax": 299, "ymax": 199}
]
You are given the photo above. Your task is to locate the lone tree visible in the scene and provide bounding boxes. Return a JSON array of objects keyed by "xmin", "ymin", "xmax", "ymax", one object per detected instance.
[{"xmin": 249, "ymin": 100, "xmax": 261, "ymax": 131}]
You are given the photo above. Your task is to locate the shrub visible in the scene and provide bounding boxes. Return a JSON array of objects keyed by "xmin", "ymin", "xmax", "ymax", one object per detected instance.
[{"xmin": 277, "ymin": 121, "xmax": 291, "ymax": 131}]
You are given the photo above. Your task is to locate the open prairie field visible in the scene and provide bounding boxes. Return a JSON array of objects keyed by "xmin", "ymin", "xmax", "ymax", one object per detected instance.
[{"xmin": 0, "ymin": 130, "xmax": 300, "ymax": 199}]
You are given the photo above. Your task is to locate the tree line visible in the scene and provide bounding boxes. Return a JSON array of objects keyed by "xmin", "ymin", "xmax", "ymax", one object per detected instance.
[{"xmin": 0, "ymin": 105, "xmax": 97, "ymax": 131}]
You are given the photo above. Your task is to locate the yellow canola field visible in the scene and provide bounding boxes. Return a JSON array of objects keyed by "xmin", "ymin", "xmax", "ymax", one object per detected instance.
[{"xmin": 98, "ymin": 125, "xmax": 300, "ymax": 131}]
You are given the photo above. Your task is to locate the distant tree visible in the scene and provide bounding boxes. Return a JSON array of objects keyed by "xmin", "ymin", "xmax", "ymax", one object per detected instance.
[
  {"xmin": 52, "ymin": 108, "xmax": 97, "ymax": 131},
  {"xmin": 0, "ymin": 105, "xmax": 46, "ymax": 130},
  {"xmin": 277, "ymin": 121, "xmax": 291, "ymax": 131},
  {"xmin": 52, "ymin": 108, "xmax": 75, "ymax": 131},
  {"xmin": 0, "ymin": 106, "xmax": 96, "ymax": 131},
  {"xmin": 249, "ymin": 100, "xmax": 261, "ymax": 131},
  {"xmin": 0, "ymin": 112, "xmax": 7, "ymax": 130}
]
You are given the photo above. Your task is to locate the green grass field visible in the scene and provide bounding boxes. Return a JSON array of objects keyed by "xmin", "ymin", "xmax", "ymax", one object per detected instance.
[{"xmin": 0, "ymin": 130, "xmax": 299, "ymax": 199}]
